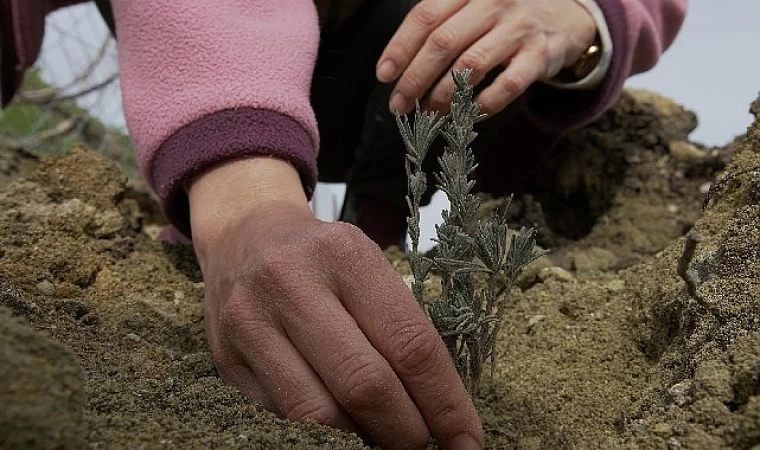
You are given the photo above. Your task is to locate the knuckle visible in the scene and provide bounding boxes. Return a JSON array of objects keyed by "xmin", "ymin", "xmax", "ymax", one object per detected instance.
[
  {"xmin": 338, "ymin": 355, "xmax": 394, "ymax": 410},
  {"xmin": 429, "ymin": 26, "xmax": 457, "ymax": 52},
  {"xmin": 218, "ymin": 289, "xmax": 278, "ymax": 342},
  {"xmin": 389, "ymin": 319, "xmax": 440, "ymax": 378},
  {"xmin": 531, "ymin": 35, "xmax": 550, "ymax": 63},
  {"xmin": 431, "ymin": 92, "xmax": 452, "ymax": 112},
  {"xmin": 283, "ymin": 397, "xmax": 341, "ymax": 426},
  {"xmin": 537, "ymin": 45, "xmax": 551, "ymax": 69},
  {"xmin": 315, "ymin": 222, "xmax": 374, "ymax": 261},
  {"xmin": 425, "ymin": 398, "xmax": 468, "ymax": 433},
  {"xmin": 219, "ymin": 294, "xmax": 251, "ymax": 334},
  {"xmin": 399, "ymin": 70, "xmax": 427, "ymax": 97},
  {"xmin": 210, "ymin": 347, "xmax": 234, "ymax": 377},
  {"xmin": 478, "ymin": 99, "xmax": 495, "ymax": 116},
  {"xmin": 519, "ymin": 15, "xmax": 540, "ymax": 34},
  {"xmin": 410, "ymin": 2, "xmax": 439, "ymax": 28},
  {"xmin": 251, "ymin": 256, "xmax": 300, "ymax": 288},
  {"xmin": 500, "ymin": 71, "xmax": 527, "ymax": 98},
  {"xmin": 459, "ymin": 47, "xmax": 489, "ymax": 74}
]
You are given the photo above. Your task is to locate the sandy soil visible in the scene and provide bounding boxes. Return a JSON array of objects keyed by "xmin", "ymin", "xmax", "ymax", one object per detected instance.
[{"xmin": 1, "ymin": 90, "xmax": 758, "ymax": 449}]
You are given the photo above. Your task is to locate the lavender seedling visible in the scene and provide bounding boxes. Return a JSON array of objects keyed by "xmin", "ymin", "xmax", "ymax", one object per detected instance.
[
  {"xmin": 396, "ymin": 101, "xmax": 446, "ymax": 305},
  {"xmin": 397, "ymin": 69, "xmax": 546, "ymax": 393}
]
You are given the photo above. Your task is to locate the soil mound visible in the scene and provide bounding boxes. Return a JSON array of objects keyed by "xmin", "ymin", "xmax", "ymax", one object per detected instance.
[{"xmin": 1, "ymin": 91, "xmax": 757, "ymax": 449}]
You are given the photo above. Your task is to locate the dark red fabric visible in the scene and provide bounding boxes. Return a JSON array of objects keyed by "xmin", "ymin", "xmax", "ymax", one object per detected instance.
[{"xmin": 151, "ymin": 108, "xmax": 316, "ymax": 239}]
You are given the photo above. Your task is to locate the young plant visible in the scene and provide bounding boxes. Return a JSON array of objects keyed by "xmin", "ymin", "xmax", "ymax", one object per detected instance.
[{"xmin": 396, "ymin": 69, "xmax": 547, "ymax": 394}]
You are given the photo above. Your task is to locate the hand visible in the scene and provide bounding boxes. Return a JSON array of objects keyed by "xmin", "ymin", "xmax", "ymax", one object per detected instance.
[
  {"xmin": 376, "ymin": 0, "xmax": 597, "ymax": 115},
  {"xmin": 188, "ymin": 157, "xmax": 484, "ymax": 450}
]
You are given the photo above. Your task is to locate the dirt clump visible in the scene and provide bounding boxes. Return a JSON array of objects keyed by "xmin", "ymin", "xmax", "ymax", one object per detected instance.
[
  {"xmin": 0, "ymin": 296, "xmax": 85, "ymax": 450},
  {"xmin": 0, "ymin": 146, "xmax": 38, "ymax": 190},
  {"xmin": 0, "ymin": 90, "xmax": 758, "ymax": 449},
  {"xmin": 0, "ymin": 148, "xmax": 365, "ymax": 449}
]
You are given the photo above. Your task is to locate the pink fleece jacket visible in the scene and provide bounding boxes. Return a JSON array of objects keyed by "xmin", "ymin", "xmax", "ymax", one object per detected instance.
[{"xmin": 1, "ymin": 0, "xmax": 688, "ymax": 236}]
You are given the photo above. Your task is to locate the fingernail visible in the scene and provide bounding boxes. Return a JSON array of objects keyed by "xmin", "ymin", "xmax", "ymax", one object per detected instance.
[
  {"xmin": 389, "ymin": 93, "xmax": 408, "ymax": 114},
  {"xmin": 377, "ymin": 59, "xmax": 396, "ymax": 82},
  {"xmin": 448, "ymin": 434, "xmax": 481, "ymax": 450}
]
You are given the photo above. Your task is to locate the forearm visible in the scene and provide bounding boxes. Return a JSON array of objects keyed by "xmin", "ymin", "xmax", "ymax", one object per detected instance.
[
  {"xmin": 188, "ymin": 156, "xmax": 309, "ymax": 259},
  {"xmin": 522, "ymin": 0, "xmax": 687, "ymax": 132}
]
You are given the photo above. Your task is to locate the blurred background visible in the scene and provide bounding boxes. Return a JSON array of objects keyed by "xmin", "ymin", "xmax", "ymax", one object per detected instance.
[{"xmin": 1, "ymin": 0, "xmax": 757, "ymax": 247}]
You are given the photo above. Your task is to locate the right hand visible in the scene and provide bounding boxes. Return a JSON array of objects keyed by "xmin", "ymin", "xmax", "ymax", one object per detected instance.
[{"xmin": 187, "ymin": 157, "xmax": 484, "ymax": 450}]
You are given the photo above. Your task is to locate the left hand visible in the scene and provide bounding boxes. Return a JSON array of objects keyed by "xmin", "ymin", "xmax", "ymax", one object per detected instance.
[{"xmin": 376, "ymin": 0, "xmax": 597, "ymax": 116}]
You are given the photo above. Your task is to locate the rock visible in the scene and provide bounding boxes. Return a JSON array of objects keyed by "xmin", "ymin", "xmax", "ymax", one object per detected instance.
[
  {"xmin": 653, "ymin": 422, "xmax": 673, "ymax": 437},
  {"xmin": 569, "ymin": 247, "xmax": 620, "ymax": 272},
  {"xmin": 0, "ymin": 307, "xmax": 85, "ymax": 449},
  {"xmin": 668, "ymin": 380, "xmax": 693, "ymax": 407},
  {"xmin": 538, "ymin": 267, "xmax": 574, "ymax": 283},
  {"xmin": 402, "ymin": 274, "xmax": 415, "ymax": 291},
  {"xmin": 36, "ymin": 280, "xmax": 55, "ymax": 297},
  {"xmin": 694, "ymin": 359, "xmax": 734, "ymax": 402},
  {"xmin": 669, "ymin": 141, "xmax": 707, "ymax": 162},
  {"xmin": 1, "ymin": 280, "xmax": 38, "ymax": 316},
  {"xmin": 54, "ymin": 299, "xmax": 91, "ymax": 320},
  {"xmin": 528, "ymin": 315, "xmax": 547, "ymax": 328},
  {"xmin": 605, "ymin": 279, "xmax": 626, "ymax": 292}
]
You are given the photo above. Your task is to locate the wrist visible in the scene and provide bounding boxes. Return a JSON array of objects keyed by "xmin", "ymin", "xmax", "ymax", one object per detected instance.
[
  {"xmin": 187, "ymin": 156, "xmax": 310, "ymax": 243},
  {"xmin": 544, "ymin": 0, "xmax": 613, "ymax": 91}
]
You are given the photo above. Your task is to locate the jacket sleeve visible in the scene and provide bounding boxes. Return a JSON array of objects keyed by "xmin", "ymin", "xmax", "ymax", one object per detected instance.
[
  {"xmin": 522, "ymin": 0, "xmax": 688, "ymax": 133},
  {"xmin": 111, "ymin": 0, "xmax": 321, "ymax": 237}
]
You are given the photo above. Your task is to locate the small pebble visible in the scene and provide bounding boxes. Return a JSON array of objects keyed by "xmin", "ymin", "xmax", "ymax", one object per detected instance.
[
  {"xmin": 668, "ymin": 380, "xmax": 693, "ymax": 407},
  {"xmin": 125, "ymin": 333, "xmax": 142, "ymax": 342},
  {"xmin": 527, "ymin": 315, "xmax": 547, "ymax": 331},
  {"xmin": 606, "ymin": 279, "xmax": 626, "ymax": 292},
  {"xmin": 694, "ymin": 360, "xmax": 734, "ymax": 402},
  {"xmin": 653, "ymin": 422, "xmax": 672, "ymax": 437},
  {"xmin": 669, "ymin": 141, "xmax": 707, "ymax": 161},
  {"xmin": 538, "ymin": 267, "xmax": 574, "ymax": 283},
  {"xmin": 402, "ymin": 274, "xmax": 415, "ymax": 290},
  {"xmin": 36, "ymin": 280, "xmax": 55, "ymax": 296}
]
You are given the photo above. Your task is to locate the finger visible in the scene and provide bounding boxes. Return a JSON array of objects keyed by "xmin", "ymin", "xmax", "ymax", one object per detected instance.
[
  {"xmin": 331, "ymin": 229, "xmax": 485, "ymax": 450},
  {"xmin": 475, "ymin": 46, "xmax": 548, "ymax": 116},
  {"xmin": 279, "ymin": 283, "xmax": 430, "ymax": 450},
  {"xmin": 214, "ymin": 358, "xmax": 276, "ymax": 411},
  {"xmin": 205, "ymin": 297, "xmax": 277, "ymax": 408},
  {"xmin": 223, "ymin": 299, "xmax": 359, "ymax": 432},
  {"xmin": 543, "ymin": 34, "xmax": 569, "ymax": 79},
  {"xmin": 388, "ymin": 1, "xmax": 497, "ymax": 114},
  {"xmin": 426, "ymin": 23, "xmax": 524, "ymax": 112},
  {"xmin": 377, "ymin": 0, "xmax": 467, "ymax": 84}
]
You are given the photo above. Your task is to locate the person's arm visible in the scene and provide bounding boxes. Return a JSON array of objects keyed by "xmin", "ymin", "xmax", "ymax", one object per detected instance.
[
  {"xmin": 522, "ymin": 0, "xmax": 688, "ymax": 132},
  {"xmin": 112, "ymin": 3, "xmax": 485, "ymax": 449},
  {"xmin": 111, "ymin": 0, "xmax": 321, "ymax": 239}
]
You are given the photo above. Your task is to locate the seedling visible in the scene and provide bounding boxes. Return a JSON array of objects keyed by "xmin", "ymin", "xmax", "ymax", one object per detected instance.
[{"xmin": 396, "ymin": 69, "xmax": 546, "ymax": 393}]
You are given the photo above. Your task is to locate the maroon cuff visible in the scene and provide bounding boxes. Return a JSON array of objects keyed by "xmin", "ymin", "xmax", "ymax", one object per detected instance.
[
  {"xmin": 521, "ymin": 0, "xmax": 629, "ymax": 134},
  {"xmin": 0, "ymin": 0, "xmax": 21, "ymax": 106},
  {"xmin": 151, "ymin": 108, "xmax": 317, "ymax": 239}
]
